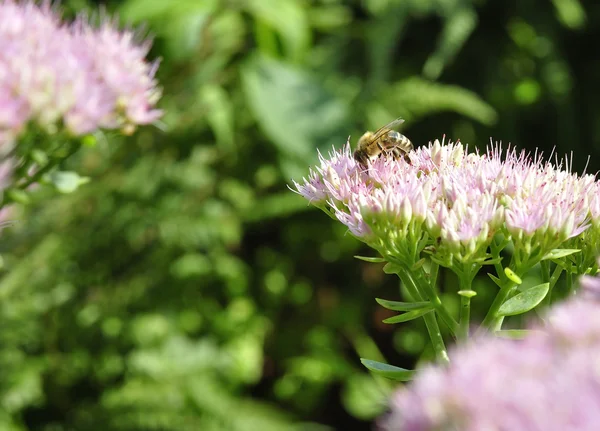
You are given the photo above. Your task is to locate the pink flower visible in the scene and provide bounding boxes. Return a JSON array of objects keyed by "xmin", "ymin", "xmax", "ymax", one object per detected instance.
[
  {"xmin": 292, "ymin": 137, "xmax": 598, "ymax": 266},
  {"xmin": 379, "ymin": 294, "xmax": 600, "ymax": 431},
  {"xmin": 0, "ymin": 0, "xmax": 162, "ymax": 147}
]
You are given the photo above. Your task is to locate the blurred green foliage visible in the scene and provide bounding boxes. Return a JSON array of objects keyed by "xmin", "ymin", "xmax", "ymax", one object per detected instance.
[{"xmin": 0, "ymin": 0, "xmax": 596, "ymax": 429}]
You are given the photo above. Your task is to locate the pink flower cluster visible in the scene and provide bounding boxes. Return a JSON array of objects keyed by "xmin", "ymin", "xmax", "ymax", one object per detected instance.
[
  {"xmin": 0, "ymin": 0, "xmax": 162, "ymax": 148},
  {"xmin": 379, "ymin": 292, "xmax": 600, "ymax": 431},
  {"xmin": 293, "ymin": 139, "xmax": 597, "ymax": 265}
]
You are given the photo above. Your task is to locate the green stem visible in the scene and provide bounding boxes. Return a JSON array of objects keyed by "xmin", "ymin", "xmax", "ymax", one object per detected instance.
[
  {"xmin": 479, "ymin": 281, "xmax": 517, "ymax": 332},
  {"xmin": 458, "ymin": 294, "xmax": 472, "ymax": 341},
  {"xmin": 456, "ymin": 265, "xmax": 476, "ymax": 341},
  {"xmin": 0, "ymin": 140, "xmax": 82, "ymax": 210},
  {"xmin": 422, "ymin": 312, "xmax": 450, "ymax": 365},
  {"xmin": 396, "ymin": 268, "xmax": 450, "ymax": 365},
  {"xmin": 545, "ymin": 264, "xmax": 564, "ymax": 306},
  {"xmin": 21, "ymin": 140, "xmax": 81, "ymax": 189},
  {"xmin": 393, "ymin": 258, "xmax": 458, "ymax": 337}
]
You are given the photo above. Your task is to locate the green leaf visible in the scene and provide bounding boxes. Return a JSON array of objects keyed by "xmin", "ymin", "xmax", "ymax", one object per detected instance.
[
  {"xmin": 495, "ymin": 329, "xmax": 544, "ymax": 339},
  {"xmin": 30, "ymin": 149, "xmax": 48, "ymax": 166},
  {"xmin": 504, "ymin": 267, "xmax": 522, "ymax": 284},
  {"xmin": 382, "ymin": 262, "xmax": 402, "ymax": 274},
  {"xmin": 481, "ymin": 256, "xmax": 503, "ymax": 265},
  {"xmin": 541, "ymin": 249, "xmax": 581, "ymax": 260},
  {"xmin": 423, "ymin": 7, "xmax": 478, "ymax": 80},
  {"xmin": 552, "ymin": 0, "xmax": 586, "ymax": 30},
  {"xmin": 354, "ymin": 256, "xmax": 386, "ymax": 263},
  {"xmin": 241, "ymin": 55, "xmax": 349, "ymax": 163},
  {"xmin": 360, "ymin": 359, "xmax": 414, "ymax": 381},
  {"xmin": 245, "ymin": 0, "xmax": 310, "ymax": 62},
  {"xmin": 375, "ymin": 298, "xmax": 431, "ymax": 311},
  {"xmin": 5, "ymin": 188, "xmax": 30, "ymax": 204},
  {"xmin": 48, "ymin": 171, "xmax": 90, "ymax": 194},
  {"xmin": 497, "ymin": 283, "xmax": 550, "ymax": 317},
  {"xmin": 383, "ymin": 306, "xmax": 434, "ymax": 324},
  {"xmin": 341, "ymin": 374, "xmax": 388, "ymax": 419},
  {"xmin": 488, "ymin": 273, "xmax": 502, "ymax": 287},
  {"xmin": 384, "ymin": 77, "xmax": 497, "ymax": 125},
  {"xmin": 120, "ymin": 0, "xmax": 219, "ymax": 60},
  {"xmin": 199, "ymin": 85, "xmax": 235, "ymax": 153}
]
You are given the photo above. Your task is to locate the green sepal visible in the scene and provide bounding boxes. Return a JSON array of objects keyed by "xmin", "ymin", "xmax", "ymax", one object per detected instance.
[
  {"xmin": 360, "ymin": 359, "xmax": 415, "ymax": 381},
  {"xmin": 497, "ymin": 283, "xmax": 549, "ymax": 317},
  {"xmin": 383, "ymin": 306, "xmax": 434, "ymax": 324},
  {"xmin": 375, "ymin": 298, "xmax": 432, "ymax": 312},
  {"xmin": 541, "ymin": 249, "xmax": 580, "ymax": 261},
  {"xmin": 354, "ymin": 255, "xmax": 386, "ymax": 263}
]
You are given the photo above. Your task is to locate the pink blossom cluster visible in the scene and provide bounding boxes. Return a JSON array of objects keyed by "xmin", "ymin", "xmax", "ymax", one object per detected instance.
[
  {"xmin": 378, "ymin": 292, "xmax": 600, "ymax": 431},
  {"xmin": 293, "ymin": 139, "xmax": 596, "ymax": 265},
  {"xmin": 0, "ymin": 0, "xmax": 162, "ymax": 148}
]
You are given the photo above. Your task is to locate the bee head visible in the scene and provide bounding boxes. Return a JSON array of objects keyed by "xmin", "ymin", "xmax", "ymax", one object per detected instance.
[{"xmin": 357, "ymin": 131, "xmax": 373, "ymax": 149}]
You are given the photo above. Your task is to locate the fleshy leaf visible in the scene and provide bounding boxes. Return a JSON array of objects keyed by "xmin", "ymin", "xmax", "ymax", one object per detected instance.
[
  {"xmin": 497, "ymin": 283, "xmax": 550, "ymax": 317},
  {"xmin": 481, "ymin": 256, "xmax": 503, "ymax": 265},
  {"xmin": 360, "ymin": 359, "xmax": 414, "ymax": 381},
  {"xmin": 375, "ymin": 298, "xmax": 432, "ymax": 312},
  {"xmin": 354, "ymin": 255, "xmax": 386, "ymax": 263},
  {"xmin": 541, "ymin": 249, "xmax": 581, "ymax": 260},
  {"xmin": 383, "ymin": 306, "xmax": 434, "ymax": 324}
]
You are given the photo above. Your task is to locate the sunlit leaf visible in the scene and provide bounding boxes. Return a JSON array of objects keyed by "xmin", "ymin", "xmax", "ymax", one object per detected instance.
[
  {"xmin": 245, "ymin": 0, "xmax": 311, "ymax": 62},
  {"xmin": 241, "ymin": 55, "xmax": 349, "ymax": 163},
  {"xmin": 423, "ymin": 7, "xmax": 478, "ymax": 80},
  {"xmin": 354, "ymin": 256, "xmax": 386, "ymax": 263},
  {"xmin": 341, "ymin": 374, "xmax": 388, "ymax": 419},
  {"xmin": 542, "ymin": 249, "xmax": 581, "ymax": 260},
  {"xmin": 497, "ymin": 283, "xmax": 550, "ymax": 317},
  {"xmin": 199, "ymin": 85, "xmax": 235, "ymax": 153},
  {"xmin": 375, "ymin": 298, "xmax": 431, "ymax": 311},
  {"xmin": 383, "ymin": 306, "xmax": 434, "ymax": 324},
  {"xmin": 48, "ymin": 171, "xmax": 90, "ymax": 194},
  {"xmin": 120, "ymin": 0, "xmax": 219, "ymax": 60},
  {"xmin": 360, "ymin": 359, "xmax": 414, "ymax": 381},
  {"xmin": 384, "ymin": 77, "xmax": 497, "ymax": 125}
]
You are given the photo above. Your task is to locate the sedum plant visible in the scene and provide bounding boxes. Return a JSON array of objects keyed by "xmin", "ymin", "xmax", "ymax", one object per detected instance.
[
  {"xmin": 293, "ymin": 137, "xmax": 600, "ymax": 371},
  {"xmin": 0, "ymin": 0, "xmax": 162, "ymax": 211}
]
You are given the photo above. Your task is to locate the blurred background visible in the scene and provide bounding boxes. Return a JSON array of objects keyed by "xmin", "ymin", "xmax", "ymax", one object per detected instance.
[{"xmin": 1, "ymin": 0, "xmax": 598, "ymax": 430}]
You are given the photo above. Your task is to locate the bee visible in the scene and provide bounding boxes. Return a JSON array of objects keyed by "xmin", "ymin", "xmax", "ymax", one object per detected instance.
[{"xmin": 353, "ymin": 118, "xmax": 413, "ymax": 167}]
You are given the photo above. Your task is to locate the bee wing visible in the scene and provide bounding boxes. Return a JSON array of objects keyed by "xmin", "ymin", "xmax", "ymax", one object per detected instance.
[{"xmin": 366, "ymin": 118, "xmax": 406, "ymax": 145}]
